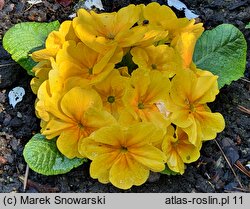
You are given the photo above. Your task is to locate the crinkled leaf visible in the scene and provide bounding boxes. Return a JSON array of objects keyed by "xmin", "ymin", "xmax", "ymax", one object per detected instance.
[
  {"xmin": 3, "ymin": 21, "xmax": 60, "ymax": 75},
  {"xmin": 23, "ymin": 134, "xmax": 86, "ymax": 175},
  {"xmin": 193, "ymin": 24, "xmax": 247, "ymax": 88},
  {"xmin": 160, "ymin": 164, "xmax": 179, "ymax": 175},
  {"xmin": 246, "ymin": 22, "xmax": 250, "ymax": 29}
]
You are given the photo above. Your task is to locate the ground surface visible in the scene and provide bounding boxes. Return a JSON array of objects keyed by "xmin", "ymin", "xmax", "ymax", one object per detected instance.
[{"xmin": 0, "ymin": 0, "xmax": 249, "ymax": 193}]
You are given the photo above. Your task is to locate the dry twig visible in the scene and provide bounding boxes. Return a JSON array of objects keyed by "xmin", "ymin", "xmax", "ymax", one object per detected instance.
[
  {"xmin": 214, "ymin": 139, "xmax": 243, "ymax": 189},
  {"xmin": 234, "ymin": 160, "xmax": 250, "ymax": 178},
  {"xmin": 23, "ymin": 164, "xmax": 29, "ymax": 191},
  {"xmin": 0, "ymin": 63, "xmax": 17, "ymax": 68},
  {"xmin": 240, "ymin": 77, "xmax": 250, "ymax": 83},
  {"xmin": 237, "ymin": 105, "xmax": 250, "ymax": 115},
  {"xmin": 19, "ymin": 174, "xmax": 60, "ymax": 193}
]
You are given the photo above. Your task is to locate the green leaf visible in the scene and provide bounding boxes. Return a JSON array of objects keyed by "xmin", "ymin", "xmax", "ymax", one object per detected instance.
[
  {"xmin": 193, "ymin": 24, "xmax": 247, "ymax": 88},
  {"xmin": 23, "ymin": 134, "xmax": 87, "ymax": 175},
  {"xmin": 3, "ymin": 21, "xmax": 60, "ymax": 75},
  {"xmin": 160, "ymin": 164, "xmax": 179, "ymax": 175},
  {"xmin": 246, "ymin": 22, "xmax": 250, "ymax": 29}
]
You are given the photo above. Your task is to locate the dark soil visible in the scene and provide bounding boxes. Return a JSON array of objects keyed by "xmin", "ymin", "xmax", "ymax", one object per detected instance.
[{"xmin": 0, "ymin": 0, "xmax": 249, "ymax": 193}]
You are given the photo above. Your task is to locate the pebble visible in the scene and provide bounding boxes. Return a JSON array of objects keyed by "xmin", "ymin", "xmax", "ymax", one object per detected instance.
[
  {"xmin": 5, "ymin": 3, "xmax": 14, "ymax": 12},
  {"xmin": 9, "ymin": 118, "xmax": 22, "ymax": 128},
  {"xmin": 17, "ymin": 112, "xmax": 22, "ymax": 118},
  {"xmin": 3, "ymin": 114, "xmax": 11, "ymax": 126},
  {"xmin": 4, "ymin": 153, "xmax": 14, "ymax": 163},
  {"xmin": 10, "ymin": 138, "xmax": 20, "ymax": 151},
  {"xmin": 147, "ymin": 172, "xmax": 161, "ymax": 183}
]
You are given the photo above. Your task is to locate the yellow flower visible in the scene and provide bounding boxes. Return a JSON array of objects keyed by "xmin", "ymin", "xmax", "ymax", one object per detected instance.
[
  {"xmin": 35, "ymin": 75, "xmax": 91, "ymax": 137},
  {"xmin": 94, "ymin": 70, "xmax": 129, "ymax": 119},
  {"xmin": 79, "ymin": 123, "xmax": 166, "ymax": 189},
  {"xmin": 141, "ymin": 2, "xmax": 203, "ymax": 43},
  {"xmin": 32, "ymin": 20, "xmax": 79, "ymax": 62},
  {"xmin": 123, "ymin": 69, "xmax": 171, "ymax": 129},
  {"xmin": 35, "ymin": 57, "xmax": 92, "ymax": 125},
  {"xmin": 55, "ymin": 40, "xmax": 122, "ymax": 85},
  {"xmin": 162, "ymin": 126, "xmax": 200, "ymax": 174},
  {"xmin": 41, "ymin": 87, "xmax": 116, "ymax": 158},
  {"xmin": 31, "ymin": 21, "xmax": 80, "ymax": 93},
  {"xmin": 130, "ymin": 45, "xmax": 182, "ymax": 77},
  {"xmin": 166, "ymin": 69, "xmax": 225, "ymax": 146},
  {"xmin": 73, "ymin": 5, "xmax": 145, "ymax": 53}
]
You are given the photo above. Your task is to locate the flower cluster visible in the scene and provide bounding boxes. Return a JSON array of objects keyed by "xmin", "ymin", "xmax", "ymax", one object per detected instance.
[{"xmin": 31, "ymin": 2, "xmax": 225, "ymax": 189}]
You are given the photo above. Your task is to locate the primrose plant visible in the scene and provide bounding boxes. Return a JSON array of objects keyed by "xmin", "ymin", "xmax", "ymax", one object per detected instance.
[{"xmin": 3, "ymin": 2, "xmax": 247, "ymax": 190}]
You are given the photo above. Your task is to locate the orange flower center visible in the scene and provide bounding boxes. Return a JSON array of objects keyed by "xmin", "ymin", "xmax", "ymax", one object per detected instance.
[
  {"xmin": 78, "ymin": 123, "xmax": 84, "ymax": 129},
  {"xmin": 120, "ymin": 146, "xmax": 128, "ymax": 153},
  {"xmin": 185, "ymin": 98, "xmax": 195, "ymax": 113}
]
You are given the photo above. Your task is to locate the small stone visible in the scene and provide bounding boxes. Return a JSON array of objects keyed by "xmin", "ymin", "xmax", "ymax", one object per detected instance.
[
  {"xmin": 3, "ymin": 114, "xmax": 12, "ymax": 126},
  {"xmin": 10, "ymin": 118, "xmax": 22, "ymax": 128},
  {"xmin": 4, "ymin": 153, "xmax": 13, "ymax": 163},
  {"xmin": 5, "ymin": 3, "xmax": 14, "ymax": 12},
  {"xmin": 17, "ymin": 112, "xmax": 22, "ymax": 118},
  {"xmin": 147, "ymin": 172, "xmax": 161, "ymax": 183},
  {"xmin": 10, "ymin": 138, "xmax": 19, "ymax": 151}
]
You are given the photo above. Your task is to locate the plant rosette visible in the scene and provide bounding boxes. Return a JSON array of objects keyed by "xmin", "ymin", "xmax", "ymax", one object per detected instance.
[{"xmin": 3, "ymin": 2, "xmax": 247, "ymax": 190}]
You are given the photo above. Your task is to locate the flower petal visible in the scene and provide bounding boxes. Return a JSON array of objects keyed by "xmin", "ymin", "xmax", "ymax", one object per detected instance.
[
  {"xmin": 145, "ymin": 70, "xmax": 170, "ymax": 103},
  {"xmin": 109, "ymin": 154, "xmax": 149, "ymax": 189},
  {"xmin": 79, "ymin": 136, "xmax": 118, "ymax": 159},
  {"xmin": 56, "ymin": 128, "xmax": 83, "ymax": 159},
  {"xmin": 125, "ymin": 123, "xmax": 158, "ymax": 146},
  {"xmin": 170, "ymin": 109, "xmax": 193, "ymax": 128},
  {"xmin": 175, "ymin": 32, "xmax": 197, "ymax": 68},
  {"xmin": 83, "ymin": 108, "xmax": 116, "ymax": 130},
  {"xmin": 192, "ymin": 75, "xmax": 219, "ymax": 103},
  {"xmin": 130, "ymin": 68, "xmax": 151, "ymax": 98},
  {"xmin": 169, "ymin": 69, "xmax": 196, "ymax": 106},
  {"xmin": 90, "ymin": 152, "xmax": 120, "ymax": 184},
  {"xmin": 129, "ymin": 144, "xmax": 166, "ymax": 172},
  {"xmin": 177, "ymin": 142, "xmax": 200, "ymax": 163},
  {"xmin": 166, "ymin": 149, "xmax": 185, "ymax": 174},
  {"xmin": 90, "ymin": 125, "xmax": 123, "ymax": 147},
  {"xmin": 42, "ymin": 118, "xmax": 73, "ymax": 139},
  {"xmin": 196, "ymin": 111, "xmax": 225, "ymax": 140},
  {"xmin": 182, "ymin": 116, "xmax": 202, "ymax": 146},
  {"xmin": 60, "ymin": 87, "xmax": 102, "ymax": 121}
]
